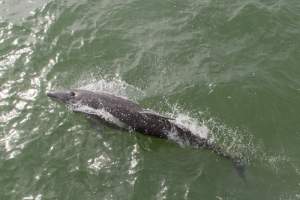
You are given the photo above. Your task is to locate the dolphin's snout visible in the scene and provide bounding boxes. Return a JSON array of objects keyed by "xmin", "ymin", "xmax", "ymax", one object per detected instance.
[
  {"xmin": 47, "ymin": 90, "xmax": 76, "ymax": 104},
  {"xmin": 47, "ymin": 90, "xmax": 70, "ymax": 103},
  {"xmin": 47, "ymin": 92, "xmax": 56, "ymax": 98}
]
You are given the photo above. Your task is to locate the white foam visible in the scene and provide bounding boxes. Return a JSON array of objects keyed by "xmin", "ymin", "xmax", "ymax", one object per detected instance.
[
  {"xmin": 87, "ymin": 154, "xmax": 111, "ymax": 172},
  {"xmin": 164, "ymin": 103, "xmax": 211, "ymax": 141},
  {"xmin": 173, "ymin": 113, "xmax": 209, "ymax": 139},
  {"xmin": 164, "ymin": 125, "xmax": 187, "ymax": 147}
]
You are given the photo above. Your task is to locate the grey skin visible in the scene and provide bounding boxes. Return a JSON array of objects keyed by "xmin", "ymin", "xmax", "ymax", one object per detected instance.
[
  {"xmin": 47, "ymin": 89, "xmax": 210, "ymax": 147},
  {"xmin": 47, "ymin": 89, "xmax": 245, "ymax": 178}
]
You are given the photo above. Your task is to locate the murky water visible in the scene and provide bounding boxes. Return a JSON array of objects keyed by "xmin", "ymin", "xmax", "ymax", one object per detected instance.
[{"xmin": 1, "ymin": 0, "xmax": 300, "ymax": 199}]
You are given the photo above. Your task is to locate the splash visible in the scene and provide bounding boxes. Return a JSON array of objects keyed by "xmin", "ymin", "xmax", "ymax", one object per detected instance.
[
  {"xmin": 74, "ymin": 73, "xmax": 145, "ymax": 101},
  {"xmin": 173, "ymin": 113, "xmax": 209, "ymax": 139},
  {"xmin": 165, "ymin": 103, "xmax": 210, "ymax": 140},
  {"xmin": 163, "ymin": 102, "xmax": 256, "ymax": 163},
  {"xmin": 203, "ymin": 117, "xmax": 257, "ymax": 164},
  {"xmin": 162, "ymin": 112, "xmax": 211, "ymax": 148},
  {"xmin": 166, "ymin": 106, "xmax": 291, "ymax": 171}
]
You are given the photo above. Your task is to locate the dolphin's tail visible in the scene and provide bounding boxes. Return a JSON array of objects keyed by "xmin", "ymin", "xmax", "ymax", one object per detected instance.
[
  {"xmin": 172, "ymin": 124, "xmax": 247, "ymax": 181},
  {"xmin": 232, "ymin": 158, "xmax": 247, "ymax": 182},
  {"xmin": 205, "ymin": 142, "xmax": 247, "ymax": 181}
]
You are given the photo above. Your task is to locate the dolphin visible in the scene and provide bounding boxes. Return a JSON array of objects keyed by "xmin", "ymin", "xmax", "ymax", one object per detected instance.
[{"xmin": 47, "ymin": 89, "xmax": 245, "ymax": 177}]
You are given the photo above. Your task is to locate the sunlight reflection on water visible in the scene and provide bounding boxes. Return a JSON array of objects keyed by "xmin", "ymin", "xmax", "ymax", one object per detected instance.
[{"xmin": 0, "ymin": 3, "xmax": 59, "ymax": 162}]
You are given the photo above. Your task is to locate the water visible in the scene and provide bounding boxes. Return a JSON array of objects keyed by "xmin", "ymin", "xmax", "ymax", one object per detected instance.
[{"xmin": 1, "ymin": 0, "xmax": 300, "ymax": 199}]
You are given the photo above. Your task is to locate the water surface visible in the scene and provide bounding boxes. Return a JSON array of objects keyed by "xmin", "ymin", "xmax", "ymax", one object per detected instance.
[{"xmin": 1, "ymin": 0, "xmax": 300, "ymax": 199}]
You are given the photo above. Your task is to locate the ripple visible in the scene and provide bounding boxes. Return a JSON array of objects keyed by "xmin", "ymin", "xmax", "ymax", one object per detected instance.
[
  {"xmin": 0, "ymin": 0, "xmax": 299, "ymax": 199},
  {"xmin": 15, "ymin": 100, "xmax": 27, "ymax": 110},
  {"xmin": 87, "ymin": 153, "xmax": 112, "ymax": 173},
  {"xmin": 22, "ymin": 194, "xmax": 42, "ymax": 200},
  {"xmin": 0, "ymin": 128, "xmax": 20, "ymax": 159},
  {"xmin": 0, "ymin": 109, "xmax": 19, "ymax": 123},
  {"xmin": 156, "ymin": 179, "xmax": 168, "ymax": 200},
  {"xmin": 0, "ymin": 85, "xmax": 12, "ymax": 100},
  {"xmin": 0, "ymin": 47, "xmax": 32, "ymax": 69},
  {"xmin": 128, "ymin": 144, "xmax": 138, "ymax": 175},
  {"xmin": 0, "ymin": 0, "xmax": 50, "ymax": 22},
  {"xmin": 18, "ymin": 89, "xmax": 38, "ymax": 101}
]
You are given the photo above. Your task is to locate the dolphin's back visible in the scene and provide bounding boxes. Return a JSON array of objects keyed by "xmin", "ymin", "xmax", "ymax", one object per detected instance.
[
  {"xmin": 76, "ymin": 91, "xmax": 173, "ymax": 138},
  {"xmin": 98, "ymin": 92, "xmax": 143, "ymax": 112},
  {"xmin": 76, "ymin": 90, "xmax": 142, "ymax": 112},
  {"xmin": 76, "ymin": 91, "xmax": 215, "ymax": 145}
]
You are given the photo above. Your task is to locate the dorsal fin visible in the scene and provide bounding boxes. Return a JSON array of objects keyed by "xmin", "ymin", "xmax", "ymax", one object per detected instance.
[{"xmin": 139, "ymin": 110, "xmax": 174, "ymax": 120}]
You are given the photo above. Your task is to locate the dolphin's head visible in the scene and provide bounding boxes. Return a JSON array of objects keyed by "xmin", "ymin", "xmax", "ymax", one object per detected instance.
[{"xmin": 47, "ymin": 89, "xmax": 90, "ymax": 105}]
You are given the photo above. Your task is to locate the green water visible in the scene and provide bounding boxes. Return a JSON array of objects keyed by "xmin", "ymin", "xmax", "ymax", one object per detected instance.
[{"xmin": 1, "ymin": 0, "xmax": 300, "ymax": 199}]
